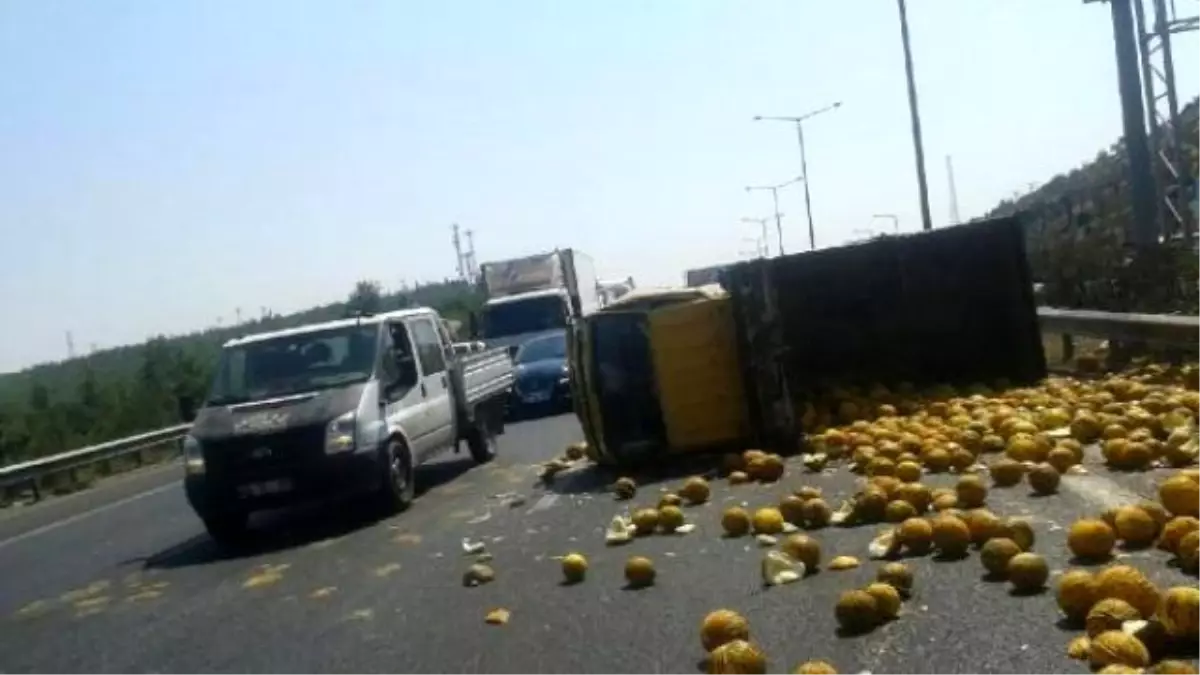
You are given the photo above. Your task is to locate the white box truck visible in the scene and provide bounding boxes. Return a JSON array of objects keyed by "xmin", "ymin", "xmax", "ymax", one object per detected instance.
[
  {"xmin": 475, "ymin": 248, "xmax": 599, "ymax": 354},
  {"xmin": 598, "ymin": 277, "xmax": 636, "ymax": 306}
]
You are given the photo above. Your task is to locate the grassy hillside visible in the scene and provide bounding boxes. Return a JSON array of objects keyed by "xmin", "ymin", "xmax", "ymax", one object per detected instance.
[
  {"xmin": 985, "ymin": 98, "xmax": 1199, "ymax": 314},
  {"xmin": 0, "ymin": 279, "xmax": 482, "ymax": 466}
]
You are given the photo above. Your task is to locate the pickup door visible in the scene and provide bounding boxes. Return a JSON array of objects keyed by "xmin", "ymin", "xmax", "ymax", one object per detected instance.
[
  {"xmin": 381, "ymin": 320, "xmax": 435, "ymax": 457},
  {"xmin": 406, "ymin": 316, "xmax": 456, "ymax": 458}
]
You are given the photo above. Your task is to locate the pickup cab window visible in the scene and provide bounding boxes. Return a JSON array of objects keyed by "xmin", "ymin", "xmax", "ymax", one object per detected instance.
[{"xmin": 410, "ymin": 319, "xmax": 446, "ymax": 375}]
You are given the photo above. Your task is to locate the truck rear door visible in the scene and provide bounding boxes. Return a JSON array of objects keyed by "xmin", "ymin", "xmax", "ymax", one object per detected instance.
[{"xmin": 408, "ymin": 316, "xmax": 456, "ymax": 456}]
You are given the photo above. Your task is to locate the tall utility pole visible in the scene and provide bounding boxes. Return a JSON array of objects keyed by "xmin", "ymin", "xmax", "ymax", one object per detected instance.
[
  {"xmin": 946, "ymin": 155, "xmax": 961, "ymax": 225},
  {"xmin": 753, "ymin": 101, "xmax": 843, "ymax": 251},
  {"xmin": 464, "ymin": 229, "xmax": 478, "ymax": 280},
  {"xmin": 451, "ymin": 223, "xmax": 466, "ymax": 280},
  {"xmin": 65, "ymin": 331, "xmax": 76, "ymax": 359},
  {"xmin": 1130, "ymin": 0, "xmax": 1198, "ymax": 242},
  {"xmin": 896, "ymin": 0, "xmax": 933, "ymax": 232},
  {"xmin": 746, "ymin": 175, "xmax": 804, "ymax": 255},
  {"xmin": 1089, "ymin": 0, "xmax": 1160, "ymax": 246}
]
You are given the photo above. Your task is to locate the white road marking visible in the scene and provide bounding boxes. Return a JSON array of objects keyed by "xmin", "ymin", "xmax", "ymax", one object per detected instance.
[
  {"xmin": 0, "ymin": 460, "xmax": 181, "ymax": 527},
  {"xmin": 1060, "ymin": 472, "xmax": 1147, "ymax": 512},
  {"xmin": 526, "ymin": 494, "xmax": 558, "ymax": 515},
  {"xmin": 0, "ymin": 482, "xmax": 179, "ymax": 552}
]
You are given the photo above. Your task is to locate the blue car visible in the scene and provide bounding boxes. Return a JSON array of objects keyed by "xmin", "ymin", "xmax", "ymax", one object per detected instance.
[{"xmin": 509, "ymin": 330, "xmax": 572, "ymax": 418}]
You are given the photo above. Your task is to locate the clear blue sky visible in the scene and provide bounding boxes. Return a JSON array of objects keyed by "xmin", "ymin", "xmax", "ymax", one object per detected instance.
[{"xmin": 1, "ymin": 0, "xmax": 1196, "ymax": 373}]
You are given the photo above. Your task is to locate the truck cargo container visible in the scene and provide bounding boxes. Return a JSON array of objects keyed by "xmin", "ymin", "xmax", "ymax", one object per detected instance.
[
  {"xmin": 569, "ymin": 215, "xmax": 1047, "ymax": 465},
  {"xmin": 477, "ymin": 248, "xmax": 599, "ymax": 355}
]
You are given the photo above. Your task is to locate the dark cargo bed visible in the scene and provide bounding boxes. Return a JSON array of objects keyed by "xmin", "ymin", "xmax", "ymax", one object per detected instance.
[{"xmin": 723, "ymin": 216, "xmax": 1047, "ymax": 452}]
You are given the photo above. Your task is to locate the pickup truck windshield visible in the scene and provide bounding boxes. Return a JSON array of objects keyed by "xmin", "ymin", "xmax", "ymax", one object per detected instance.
[
  {"xmin": 482, "ymin": 295, "xmax": 568, "ymax": 339},
  {"xmin": 207, "ymin": 325, "xmax": 379, "ymax": 405},
  {"xmin": 515, "ymin": 332, "xmax": 566, "ymax": 364}
]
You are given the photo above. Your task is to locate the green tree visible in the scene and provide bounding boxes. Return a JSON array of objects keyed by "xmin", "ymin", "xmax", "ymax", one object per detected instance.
[
  {"xmin": 0, "ymin": 409, "xmax": 30, "ymax": 464},
  {"xmin": 347, "ymin": 280, "xmax": 383, "ymax": 315}
]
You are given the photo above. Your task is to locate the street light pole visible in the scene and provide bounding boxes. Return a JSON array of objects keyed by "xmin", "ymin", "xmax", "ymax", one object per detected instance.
[
  {"xmin": 896, "ymin": 0, "xmax": 933, "ymax": 232},
  {"xmin": 769, "ymin": 187, "xmax": 782, "ymax": 254},
  {"xmin": 741, "ymin": 217, "xmax": 772, "ymax": 257},
  {"xmin": 872, "ymin": 213, "xmax": 900, "ymax": 234},
  {"xmin": 754, "ymin": 101, "xmax": 842, "ymax": 251},
  {"xmin": 746, "ymin": 176, "xmax": 803, "ymax": 256},
  {"xmin": 794, "ymin": 122, "xmax": 817, "ymax": 252}
]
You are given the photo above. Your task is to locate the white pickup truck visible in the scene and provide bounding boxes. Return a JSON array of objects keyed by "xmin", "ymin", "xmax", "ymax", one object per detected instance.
[{"xmin": 181, "ymin": 307, "xmax": 514, "ymax": 545}]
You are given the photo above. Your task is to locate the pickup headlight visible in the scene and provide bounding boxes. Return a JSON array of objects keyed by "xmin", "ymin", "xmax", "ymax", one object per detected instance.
[
  {"xmin": 325, "ymin": 411, "xmax": 357, "ymax": 454},
  {"xmin": 183, "ymin": 435, "xmax": 205, "ymax": 474}
]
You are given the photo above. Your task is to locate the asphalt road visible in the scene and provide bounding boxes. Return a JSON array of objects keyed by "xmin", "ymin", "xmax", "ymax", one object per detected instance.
[{"xmin": 0, "ymin": 413, "xmax": 1196, "ymax": 674}]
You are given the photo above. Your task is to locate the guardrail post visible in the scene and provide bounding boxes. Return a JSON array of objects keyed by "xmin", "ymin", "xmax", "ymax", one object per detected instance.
[
  {"xmin": 1109, "ymin": 340, "xmax": 1134, "ymax": 371},
  {"xmin": 29, "ymin": 477, "xmax": 40, "ymax": 503},
  {"xmin": 1060, "ymin": 333, "xmax": 1075, "ymax": 364}
]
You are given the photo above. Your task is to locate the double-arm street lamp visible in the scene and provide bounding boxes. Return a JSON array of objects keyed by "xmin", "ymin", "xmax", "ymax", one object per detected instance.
[
  {"xmin": 745, "ymin": 175, "xmax": 804, "ymax": 256},
  {"xmin": 872, "ymin": 213, "xmax": 900, "ymax": 234},
  {"xmin": 753, "ymin": 101, "xmax": 842, "ymax": 252},
  {"xmin": 741, "ymin": 216, "xmax": 772, "ymax": 257}
]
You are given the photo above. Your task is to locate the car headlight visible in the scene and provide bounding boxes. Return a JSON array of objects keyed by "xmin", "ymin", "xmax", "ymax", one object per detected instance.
[
  {"xmin": 183, "ymin": 435, "xmax": 205, "ymax": 474},
  {"xmin": 325, "ymin": 411, "xmax": 356, "ymax": 454}
]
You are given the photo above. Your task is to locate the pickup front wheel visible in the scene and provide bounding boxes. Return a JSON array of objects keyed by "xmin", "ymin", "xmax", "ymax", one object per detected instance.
[{"xmin": 378, "ymin": 439, "xmax": 415, "ymax": 513}]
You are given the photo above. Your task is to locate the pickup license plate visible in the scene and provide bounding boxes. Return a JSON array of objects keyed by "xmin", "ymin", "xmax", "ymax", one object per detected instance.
[{"xmin": 238, "ymin": 478, "xmax": 293, "ymax": 498}]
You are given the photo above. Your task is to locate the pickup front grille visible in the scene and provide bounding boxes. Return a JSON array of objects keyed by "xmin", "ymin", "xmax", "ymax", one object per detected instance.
[{"xmin": 203, "ymin": 424, "xmax": 326, "ymax": 479}]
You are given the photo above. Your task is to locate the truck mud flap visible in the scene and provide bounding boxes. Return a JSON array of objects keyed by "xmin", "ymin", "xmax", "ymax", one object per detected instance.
[{"xmin": 725, "ymin": 215, "xmax": 1047, "ymax": 451}]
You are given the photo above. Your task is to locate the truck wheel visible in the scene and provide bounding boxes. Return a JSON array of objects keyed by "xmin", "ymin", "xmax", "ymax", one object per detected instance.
[
  {"xmin": 467, "ymin": 420, "xmax": 497, "ymax": 464},
  {"xmin": 203, "ymin": 510, "xmax": 250, "ymax": 547},
  {"xmin": 378, "ymin": 438, "xmax": 415, "ymax": 513}
]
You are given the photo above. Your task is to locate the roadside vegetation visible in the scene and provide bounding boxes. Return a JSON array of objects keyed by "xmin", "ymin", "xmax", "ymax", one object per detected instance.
[{"xmin": 988, "ymin": 99, "xmax": 1199, "ymax": 316}]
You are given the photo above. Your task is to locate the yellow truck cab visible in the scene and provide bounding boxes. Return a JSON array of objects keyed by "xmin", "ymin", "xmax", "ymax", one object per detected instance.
[{"xmin": 568, "ymin": 285, "xmax": 750, "ymax": 466}]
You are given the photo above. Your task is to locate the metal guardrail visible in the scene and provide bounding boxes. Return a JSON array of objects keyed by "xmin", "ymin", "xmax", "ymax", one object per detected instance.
[
  {"xmin": 0, "ymin": 307, "xmax": 1194, "ymax": 505},
  {"xmin": 0, "ymin": 423, "xmax": 191, "ymax": 502},
  {"xmin": 1038, "ymin": 307, "xmax": 1199, "ymax": 364},
  {"xmin": 1037, "ymin": 307, "xmax": 1199, "ymax": 346}
]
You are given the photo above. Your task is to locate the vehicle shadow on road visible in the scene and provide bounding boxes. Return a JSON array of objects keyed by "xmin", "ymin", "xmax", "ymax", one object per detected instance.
[{"xmin": 124, "ymin": 456, "xmax": 478, "ymax": 572}]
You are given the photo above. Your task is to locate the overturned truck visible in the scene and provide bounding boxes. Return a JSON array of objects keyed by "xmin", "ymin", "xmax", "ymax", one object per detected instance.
[{"xmin": 569, "ymin": 216, "xmax": 1048, "ymax": 466}]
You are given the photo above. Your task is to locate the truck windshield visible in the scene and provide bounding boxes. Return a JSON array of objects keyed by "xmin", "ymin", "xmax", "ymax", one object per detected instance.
[
  {"xmin": 482, "ymin": 295, "xmax": 568, "ymax": 339},
  {"xmin": 515, "ymin": 332, "xmax": 567, "ymax": 364},
  {"xmin": 207, "ymin": 325, "xmax": 379, "ymax": 405}
]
